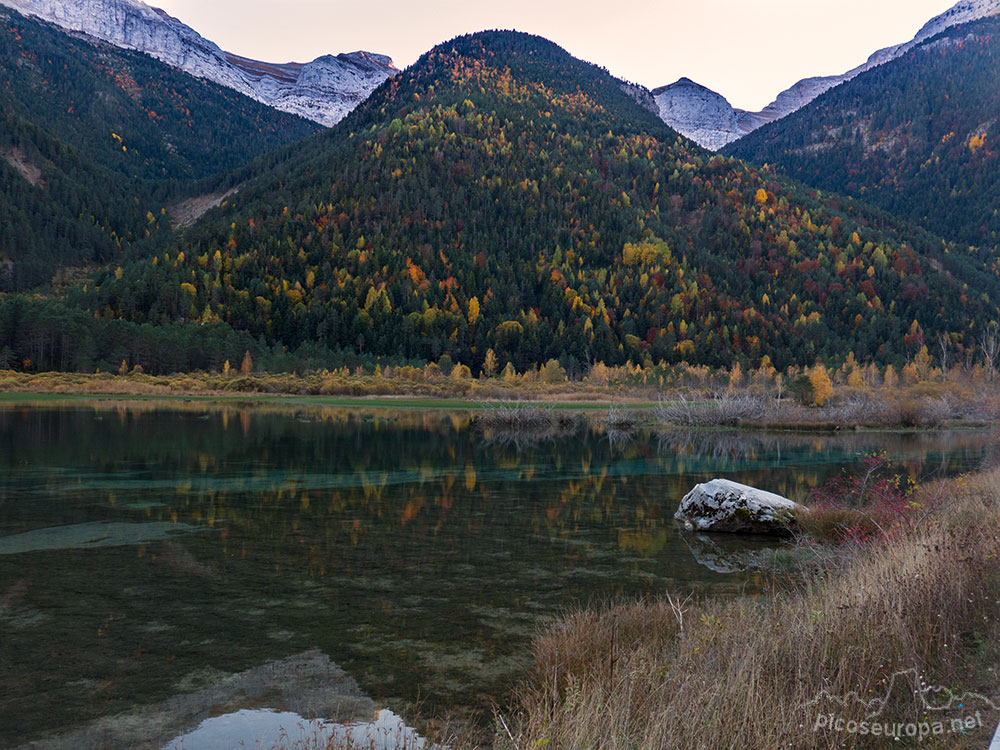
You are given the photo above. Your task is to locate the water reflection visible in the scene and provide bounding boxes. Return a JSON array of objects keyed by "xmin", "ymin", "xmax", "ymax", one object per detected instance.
[
  {"xmin": 164, "ymin": 709, "xmax": 425, "ymax": 750},
  {"xmin": 0, "ymin": 403, "xmax": 989, "ymax": 748},
  {"xmin": 0, "ymin": 521, "xmax": 210, "ymax": 554}
]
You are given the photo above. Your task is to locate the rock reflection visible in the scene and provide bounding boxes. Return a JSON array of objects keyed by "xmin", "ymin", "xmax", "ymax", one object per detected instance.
[
  {"xmin": 679, "ymin": 532, "xmax": 794, "ymax": 574},
  {"xmin": 164, "ymin": 708, "xmax": 426, "ymax": 750}
]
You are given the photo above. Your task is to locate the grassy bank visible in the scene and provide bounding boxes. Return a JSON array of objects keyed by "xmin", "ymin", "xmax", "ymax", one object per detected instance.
[
  {"xmin": 0, "ymin": 369, "xmax": 652, "ymax": 403},
  {"xmin": 489, "ymin": 469, "xmax": 1000, "ymax": 750},
  {"xmin": 1, "ymin": 370, "xmax": 998, "ymax": 430}
]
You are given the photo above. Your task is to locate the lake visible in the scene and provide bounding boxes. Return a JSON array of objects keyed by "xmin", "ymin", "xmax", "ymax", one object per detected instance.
[{"xmin": 0, "ymin": 402, "xmax": 990, "ymax": 748}]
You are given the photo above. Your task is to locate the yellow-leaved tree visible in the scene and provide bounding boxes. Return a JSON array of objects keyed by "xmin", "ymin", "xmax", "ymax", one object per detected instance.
[
  {"xmin": 482, "ymin": 348, "xmax": 498, "ymax": 377},
  {"xmin": 728, "ymin": 361, "xmax": 743, "ymax": 392},
  {"xmin": 809, "ymin": 364, "xmax": 834, "ymax": 407}
]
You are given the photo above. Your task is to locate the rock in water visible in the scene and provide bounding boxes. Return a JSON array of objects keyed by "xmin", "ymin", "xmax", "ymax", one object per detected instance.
[{"xmin": 674, "ymin": 478, "xmax": 802, "ymax": 535}]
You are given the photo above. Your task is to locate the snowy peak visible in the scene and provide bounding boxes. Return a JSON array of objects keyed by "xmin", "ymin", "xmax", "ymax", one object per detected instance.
[
  {"xmin": 0, "ymin": 0, "xmax": 398, "ymax": 126},
  {"xmin": 757, "ymin": 0, "xmax": 1000, "ymax": 124},
  {"xmin": 912, "ymin": 0, "xmax": 1000, "ymax": 44},
  {"xmin": 652, "ymin": 77, "xmax": 742, "ymax": 151},
  {"xmin": 653, "ymin": 0, "xmax": 1000, "ymax": 149}
]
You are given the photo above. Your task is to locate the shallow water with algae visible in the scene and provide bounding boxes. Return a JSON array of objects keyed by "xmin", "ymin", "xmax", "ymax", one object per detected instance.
[{"xmin": 0, "ymin": 403, "xmax": 989, "ymax": 747}]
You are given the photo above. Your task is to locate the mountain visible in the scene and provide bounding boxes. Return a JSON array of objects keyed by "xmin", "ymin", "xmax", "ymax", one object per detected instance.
[
  {"xmin": 652, "ymin": 78, "xmax": 743, "ymax": 152},
  {"xmin": 726, "ymin": 14, "xmax": 1000, "ymax": 251},
  {"xmin": 655, "ymin": 0, "xmax": 1000, "ymax": 149},
  {"xmin": 0, "ymin": 0, "xmax": 399, "ymax": 126},
  {"xmin": 88, "ymin": 30, "xmax": 1000, "ymax": 375},
  {"xmin": 0, "ymin": 5, "xmax": 320, "ymax": 289}
]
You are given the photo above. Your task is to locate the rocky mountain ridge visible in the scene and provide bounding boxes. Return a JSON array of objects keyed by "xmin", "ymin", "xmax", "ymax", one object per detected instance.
[
  {"xmin": 725, "ymin": 13, "xmax": 1000, "ymax": 250},
  {"xmin": 0, "ymin": 0, "xmax": 398, "ymax": 126},
  {"xmin": 651, "ymin": 78, "xmax": 740, "ymax": 152},
  {"xmin": 655, "ymin": 0, "xmax": 1000, "ymax": 149}
]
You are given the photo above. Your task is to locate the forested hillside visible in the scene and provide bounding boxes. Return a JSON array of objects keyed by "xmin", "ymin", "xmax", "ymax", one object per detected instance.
[
  {"xmin": 0, "ymin": 6, "xmax": 320, "ymax": 289},
  {"xmin": 725, "ymin": 16, "xmax": 1000, "ymax": 251},
  {"xmin": 90, "ymin": 31, "xmax": 1000, "ymax": 374}
]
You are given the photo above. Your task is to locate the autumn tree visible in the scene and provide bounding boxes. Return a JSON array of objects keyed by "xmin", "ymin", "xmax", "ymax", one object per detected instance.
[
  {"xmin": 482, "ymin": 348, "xmax": 498, "ymax": 377},
  {"xmin": 540, "ymin": 359, "xmax": 567, "ymax": 383},
  {"xmin": 240, "ymin": 350, "xmax": 253, "ymax": 375},
  {"xmin": 913, "ymin": 346, "xmax": 931, "ymax": 381},
  {"xmin": 809, "ymin": 364, "xmax": 834, "ymax": 407},
  {"xmin": 883, "ymin": 365, "xmax": 899, "ymax": 388},
  {"xmin": 728, "ymin": 361, "xmax": 743, "ymax": 392}
]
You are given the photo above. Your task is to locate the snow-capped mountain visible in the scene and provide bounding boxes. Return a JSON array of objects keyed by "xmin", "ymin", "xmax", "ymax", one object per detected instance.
[
  {"xmin": 652, "ymin": 78, "xmax": 741, "ymax": 152},
  {"xmin": 655, "ymin": 0, "xmax": 1000, "ymax": 149},
  {"xmin": 0, "ymin": 0, "xmax": 398, "ymax": 126}
]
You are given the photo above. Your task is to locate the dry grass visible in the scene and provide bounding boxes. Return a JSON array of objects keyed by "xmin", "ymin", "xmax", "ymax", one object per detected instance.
[
  {"xmin": 1, "ymin": 372, "xmax": 998, "ymax": 429},
  {"xmin": 489, "ymin": 471, "xmax": 1000, "ymax": 750},
  {"xmin": 0, "ymin": 370, "xmax": 657, "ymax": 402},
  {"xmin": 476, "ymin": 404, "xmax": 581, "ymax": 450},
  {"xmin": 602, "ymin": 403, "xmax": 641, "ymax": 431},
  {"xmin": 796, "ymin": 506, "xmax": 880, "ymax": 543},
  {"xmin": 654, "ymin": 392, "xmax": 772, "ymax": 426},
  {"xmin": 477, "ymin": 404, "xmax": 559, "ymax": 431},
  {"xmin": 652, "ymin": 389, "xmax": 994, "ymax": 430}
]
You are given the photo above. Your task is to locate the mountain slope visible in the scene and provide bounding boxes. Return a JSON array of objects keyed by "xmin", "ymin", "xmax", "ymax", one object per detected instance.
[
  {"xmin": 726, "ymin": 15, "xmax": 1000, "ymax": 251},
  {"xmin": 92, "ymin": 31, "xmax": 1000, "ymax": 372},
  {"xmin": 655, "ymin": 0, "xmax": 1000, "ymax": 149},
  {"xmin": 0, "ymin": 6, "xmax": 320, "ymax": 289},
  {"xmin": 0, "ymin": 0, "xmax": 398, "ymax": 126}
]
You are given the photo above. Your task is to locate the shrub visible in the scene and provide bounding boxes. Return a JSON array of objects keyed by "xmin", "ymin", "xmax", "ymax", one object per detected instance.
[
  {"xmin": 805, "ymin": 453, "xmax": 919, "ymax": 543},
  {"xmin": 655, "ymin": 392, "xmax": 770, "ymax": 426}
]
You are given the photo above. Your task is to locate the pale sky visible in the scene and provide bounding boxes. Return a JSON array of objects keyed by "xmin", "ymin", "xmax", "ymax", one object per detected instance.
[{"xmin": 151, "ymin": 0, "xmax": 958, "ymax": 112}]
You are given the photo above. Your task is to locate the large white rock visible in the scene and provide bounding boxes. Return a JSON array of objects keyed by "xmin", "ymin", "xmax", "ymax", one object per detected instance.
[{"xmin": 674, "ymin": 478, "xmax": 803, "ymax": 535}]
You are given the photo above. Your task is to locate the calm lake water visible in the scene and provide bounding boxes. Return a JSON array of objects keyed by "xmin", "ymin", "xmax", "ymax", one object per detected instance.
[{"xmin": 0, "ymin": 402, "xmax": 990, "ymax": 748}]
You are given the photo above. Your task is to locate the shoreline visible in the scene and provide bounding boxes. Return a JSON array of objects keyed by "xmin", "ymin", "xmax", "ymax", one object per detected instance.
[
  {"xmin": 0, "ymin": 390, "xmax": 651, "ymax": 411},
  {"xmin": 0, "ymin": 388, "xmax": 995, "ymax": 434},
  {"xmin": 1, "ymin": 388, "xmax": 996, "ymax": 435},
  {"xmin": 486, "ymin": 466, "xmax": 1000, "ymax": 750}
]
